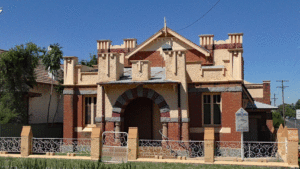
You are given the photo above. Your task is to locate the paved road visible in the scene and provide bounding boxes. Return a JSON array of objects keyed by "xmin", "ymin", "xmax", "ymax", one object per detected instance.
[{"xmin": 285, "ymin": 118, "xmax": 300, "ymax": 139}]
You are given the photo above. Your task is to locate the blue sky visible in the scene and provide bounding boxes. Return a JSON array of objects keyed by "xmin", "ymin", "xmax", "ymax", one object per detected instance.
[{"xmin": 0, "ymin": 0, "xmax": 299, "ymax": 105}]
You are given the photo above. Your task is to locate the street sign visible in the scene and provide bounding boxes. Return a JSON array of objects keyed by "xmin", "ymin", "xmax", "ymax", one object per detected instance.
[
  {"xmin": 296, "ymin": 109, "xmax": 300, "ymax": 120},
  {"xmin": 235, "ymin": 108, "xmax": 249, "ymax": 132}
]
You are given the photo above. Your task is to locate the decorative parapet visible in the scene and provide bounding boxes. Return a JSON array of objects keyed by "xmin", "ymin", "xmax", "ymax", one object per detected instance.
[
  {"xmin": 130, "ymin": 60, "xmax": 151, "ymax": 81},
  {"xmin": 228, "ymin": 33, "xmax": 243, "ymax": 44},
  {"xmin": 164, "ymin": 50, "xmax": 186, "ymax": 81},
  {"xmin": 199, "ymin": 34, "xmax": 214, "ymax": 50},
  {"xmin": 98, "ymin": 53, "xmax": 122, "ymax": 82},
  {"xmin": 97, "ymin": 40, "xmax": 112, "ymax": 53}
]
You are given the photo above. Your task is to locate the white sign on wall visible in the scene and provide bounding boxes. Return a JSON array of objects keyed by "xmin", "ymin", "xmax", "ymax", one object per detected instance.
[
  {"xmin": 235, "ymin": 108, "xmax": 249, "ymax": 132},
  {"xmin": 296, "ymin": 109, "xmax": 300, "ymax": 120}
]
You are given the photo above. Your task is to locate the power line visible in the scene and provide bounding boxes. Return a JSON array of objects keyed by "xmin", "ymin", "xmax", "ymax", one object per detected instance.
[
  {"xmin": 277, "ymin": 80, "xmax": 289, "ymax": 125},
  {"xmin": 271, "ymin": 93, "xmax": 278, "ymax": 106},
  {"xmin": 176, "ymin": 0, "xmax": 221, "ymax": 32}
]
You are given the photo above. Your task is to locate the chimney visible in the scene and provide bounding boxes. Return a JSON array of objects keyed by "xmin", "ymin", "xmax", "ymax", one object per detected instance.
[
  {"xmin": 97, "ymin": 40, "xmax": 112, "ymax": 53},
  {"xmin": 263, "ymin": 80, "xmax": 271, "ymax": 105},
  {"xmin": 199, "ymin": 34, "xmax": 214, "ymax": 49},
  {"xmin": 123, "ymin": 38, "xmax": 137, "ymax": 49},
  {"xmin": 228, "ymin": 33, "xmax": 243, "ymax": 44}
]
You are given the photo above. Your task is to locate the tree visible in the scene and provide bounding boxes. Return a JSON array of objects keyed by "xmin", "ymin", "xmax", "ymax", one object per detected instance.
[
  {"xmin": 41, "ymin": 44, "xmax": 63, "ymax": 125},
  {"xmin": 0, "ymin": 43, "xmax": 41, "ymax": 124},
  {"xmin": 276, "ymin": 103, "xmax": 296, "ymax": 118},
  {"xmin": 272, "ymin": 111, "xmax": 284, "ymax": 128},
  {"xmin": 80, "ymin": 53, "xmax": 97, "ymax": 67},
  {"xmin": 295, "ymin": 99, "xmax": 300, "ymax": 110}
]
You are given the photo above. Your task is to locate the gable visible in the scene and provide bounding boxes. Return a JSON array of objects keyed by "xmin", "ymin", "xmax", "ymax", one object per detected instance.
[{"xmin": 125, "ymin": 27, "xmax": 210, "ymax": 59}]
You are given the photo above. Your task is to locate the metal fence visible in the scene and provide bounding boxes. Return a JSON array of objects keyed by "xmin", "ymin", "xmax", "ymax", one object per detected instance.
[
  {"xmin": 101, "ymin": 131, "xmax": 128, "ymax": 163},
  {"xmin": 0, "ymin": 137, "xmax": 21, "ymax": 153},
  {"xmin": 32, "ymin": 138, "xmax": 91, "ymax": 155},
  {"xmin": 215, "ymin": 141, "xmax": 285, "ymax": 162},
  {"xmin": 139, "ymin": 139, "xmax": 204, "ymax": 159}
]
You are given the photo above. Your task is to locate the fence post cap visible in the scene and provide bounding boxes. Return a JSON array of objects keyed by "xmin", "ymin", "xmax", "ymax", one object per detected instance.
[
  {"xmin": 91, "ymin": 127, "xmax": 102, "ymax": 138},
  {"xmin": 128, "ymin": 127, "xmax": 138, "ymax": 139},
  {"xmin": 204, "ymin": 127, "xmax": 214, "ymax": 140},
  {"xmin": 21, "ymin": 126, "xmax": 32, "ymax": 137}
]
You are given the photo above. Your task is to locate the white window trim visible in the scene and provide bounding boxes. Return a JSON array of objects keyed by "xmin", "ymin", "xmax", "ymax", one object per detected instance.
[
  {"xmin": 202, "ymin": 93, "xmax": 222, "ymax": 126},
  {"xmin": 83, "ymin": 95, "xmax": 97, "ymax": 127}
]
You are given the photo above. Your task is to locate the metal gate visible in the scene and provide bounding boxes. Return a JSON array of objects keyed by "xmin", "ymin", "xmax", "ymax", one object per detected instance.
[{"xmin": 101, "ymin": 131, "xmax": 128, "ymax": 163}]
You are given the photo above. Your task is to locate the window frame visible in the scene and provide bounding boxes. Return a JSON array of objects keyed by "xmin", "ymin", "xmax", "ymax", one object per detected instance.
[
  {"xmin": 83, "ymin": 95, "xmax": 97, "ymax": 128},
  {"xmin": 202, "ymin": 93, "xmax": 222, "ymax": 126}
]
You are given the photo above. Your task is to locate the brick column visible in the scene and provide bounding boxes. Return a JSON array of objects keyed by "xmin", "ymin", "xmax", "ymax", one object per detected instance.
[
  {"xmin": 21, "ymin": 126, "xmax": 33, "ymax": 157},
  {"xmin": 287, "ymin": 128, "xmax": 299, "ymax": 167},
  {"xmin": 63, "ymin": 93, "xmax": 75, "ymax": 138},
  {"xmin": 128, "ymin": 127, "xmax": 139, "ymax": 160},
  {"xmin": 91, "ymin": 127, "xmax": 103, "ymax": 160},
  {"xmin": 168, "ymin": 122, "xmax": 180, "ymax": 140},
  {"xmin": 204, "ymin": 127, "xmax": 214, "ymax": 163},
  {"xmin": 181, "ymin": 121, "xmax": 189, "ymax": 141}
]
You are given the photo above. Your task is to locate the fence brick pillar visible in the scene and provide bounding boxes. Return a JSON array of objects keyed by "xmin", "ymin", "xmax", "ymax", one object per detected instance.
[
  {"xmin": 276, "ymin": 124, "xmax": 284, "ymax": 159},
  {"xmin": 128, "ymin": 127, "xmax": 139, "ymax": 160},
  {"xmin": 21, "ymin": 126, "xmax": 33, "ymax": 157},
  {"xmin": 204, "ymin": 127, "xmax": 214, "ymax": 163},
  {"xmin": 91, "ymin": 127, "xmax": 103, "ymax": 160},
  {"xmin": 287, "ymin": 128, "xmax": 299, "ymax": 167}
]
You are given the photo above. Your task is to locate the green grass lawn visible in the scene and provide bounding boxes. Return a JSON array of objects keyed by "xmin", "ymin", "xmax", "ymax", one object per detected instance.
[{"xmin": 0, "ymin": 157, "xmax": 290, "ymax": 169}]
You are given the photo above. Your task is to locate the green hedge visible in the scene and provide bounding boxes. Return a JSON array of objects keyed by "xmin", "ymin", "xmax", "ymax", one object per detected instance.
[{"xmin": 0, "ymin": 157, "xmax": 279, "ymax": 169}]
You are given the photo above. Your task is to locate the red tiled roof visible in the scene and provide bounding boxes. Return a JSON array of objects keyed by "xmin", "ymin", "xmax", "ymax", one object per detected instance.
[{"xmin": 35, "ymin": 61, "xmax": 63, "ymax": 85}]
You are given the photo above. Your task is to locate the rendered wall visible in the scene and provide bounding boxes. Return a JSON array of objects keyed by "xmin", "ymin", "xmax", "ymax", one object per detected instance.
[{"xmin": 29, "ymin": 84, "xmax": 64, "ymax": 124}]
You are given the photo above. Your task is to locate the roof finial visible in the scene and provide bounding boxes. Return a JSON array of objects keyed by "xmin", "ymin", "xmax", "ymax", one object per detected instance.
[{"xmin": 164, "ymin": 17, "xmax": 167, "ymax": 29}]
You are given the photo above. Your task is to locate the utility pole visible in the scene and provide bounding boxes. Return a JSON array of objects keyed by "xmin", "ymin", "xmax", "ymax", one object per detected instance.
[
  {"xmin": 277, "ymin": 80, "xmax": 289, "ymax": 125},
  {"xmin": 271, "ymin": 93, "xmax": 278, "ymax": 106}
]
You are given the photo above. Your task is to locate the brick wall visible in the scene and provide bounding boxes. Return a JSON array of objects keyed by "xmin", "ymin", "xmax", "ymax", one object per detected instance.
[
  {"xmin": 125, "ymin": 51, "xmax": 165, "ymax": 67},
  {"xmin": 219, "ymin": 92, "xmax": 242, "ymax": 141},
  {"xmin": 168, "ymin": 122, "xmax": 180, "ymax": 140},
  {"xmin": 124, "ymin": 49, "xmax": 213, "ymax": 68}
]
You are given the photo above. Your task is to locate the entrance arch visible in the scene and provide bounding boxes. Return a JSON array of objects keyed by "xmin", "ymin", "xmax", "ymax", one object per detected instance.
[
  {"xmin": 112, "ymin": 86, "xmax": 171, "ymax": 139},
  {"xmin": 112, "ymin": 86, "xmax": 170, "ymax": 116}
]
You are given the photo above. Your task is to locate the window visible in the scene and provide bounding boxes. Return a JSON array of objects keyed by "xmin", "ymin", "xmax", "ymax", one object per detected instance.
[
  {"xmin": 84, "ymin": 96, "xmax": 97, "ymax": 125},
  {"xmin": 203, "ymin": 94, "xmax": 221, "ymax": 125}
]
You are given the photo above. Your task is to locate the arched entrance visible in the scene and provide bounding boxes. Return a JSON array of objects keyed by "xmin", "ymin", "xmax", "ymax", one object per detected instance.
[
  {"xmin": 112, "ymin": 86, "xmax": 170, "ymax": 140},
  {"xmin": 123, "ymin": 97, "xmax": 162, "ymax": 139}
]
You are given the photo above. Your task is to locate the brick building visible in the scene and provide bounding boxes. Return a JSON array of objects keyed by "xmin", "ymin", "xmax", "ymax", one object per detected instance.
[{"xmin": 63, "ymin": 27, "xmax": 276, "ymax": 141}]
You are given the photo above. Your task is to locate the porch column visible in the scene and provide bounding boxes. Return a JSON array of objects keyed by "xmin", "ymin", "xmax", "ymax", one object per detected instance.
[
  {"xmin": 162, "ymin": 122, "xmax": 168, "ymax": 140},
  {"xmin": 95, "ymin": 85, "xmax": 105, "ymax": 131},
  {"xmin": 115, "ymin": 122, "xmax": 121, "ymax": 143}
]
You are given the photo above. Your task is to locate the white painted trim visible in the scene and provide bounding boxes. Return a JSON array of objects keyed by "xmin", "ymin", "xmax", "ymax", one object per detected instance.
[
  {"xmin": 74, "ymin": 127, "xmax": 93, "ymax": 132},
  {"xmin": 190, "ymin": 127, "xmax": 231, "ymax": 133}
]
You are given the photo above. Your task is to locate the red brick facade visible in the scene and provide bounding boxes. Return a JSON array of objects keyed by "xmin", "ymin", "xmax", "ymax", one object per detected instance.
[{"xmin": 63, "ymin": 94, "xmax": 74, "ymax": 138}]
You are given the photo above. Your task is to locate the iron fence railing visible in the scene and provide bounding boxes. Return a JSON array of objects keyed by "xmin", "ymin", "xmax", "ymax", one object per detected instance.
[
  {"xmin": 101, "ymin": 131, "xmax": 128, "ymax": 163},
  {"xmin": 0, "ymin": 137, "xmax": 21, "ymax": 153},
  {"xmin": 215, "ymin": 141, "xmax": 285, "ymax": 162},
  {"xmin": 139, "ymin": 139, "xmax": 204, "ymax": 159},
  {"xmin": 32, "ymin": 138, "xmax": 91, "ymax": 155}
]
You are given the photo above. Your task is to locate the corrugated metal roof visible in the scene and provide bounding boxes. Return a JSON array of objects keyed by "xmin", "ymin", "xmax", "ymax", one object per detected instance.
[{"xmin": 246, "ymin": 101, "xmax": 278, "ymax": 109}]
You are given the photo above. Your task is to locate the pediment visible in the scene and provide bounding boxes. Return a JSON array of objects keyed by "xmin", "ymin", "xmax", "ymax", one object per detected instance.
[{"xmin": 125, "ymin": 27, "xmax": 210, "ymax": 59}]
